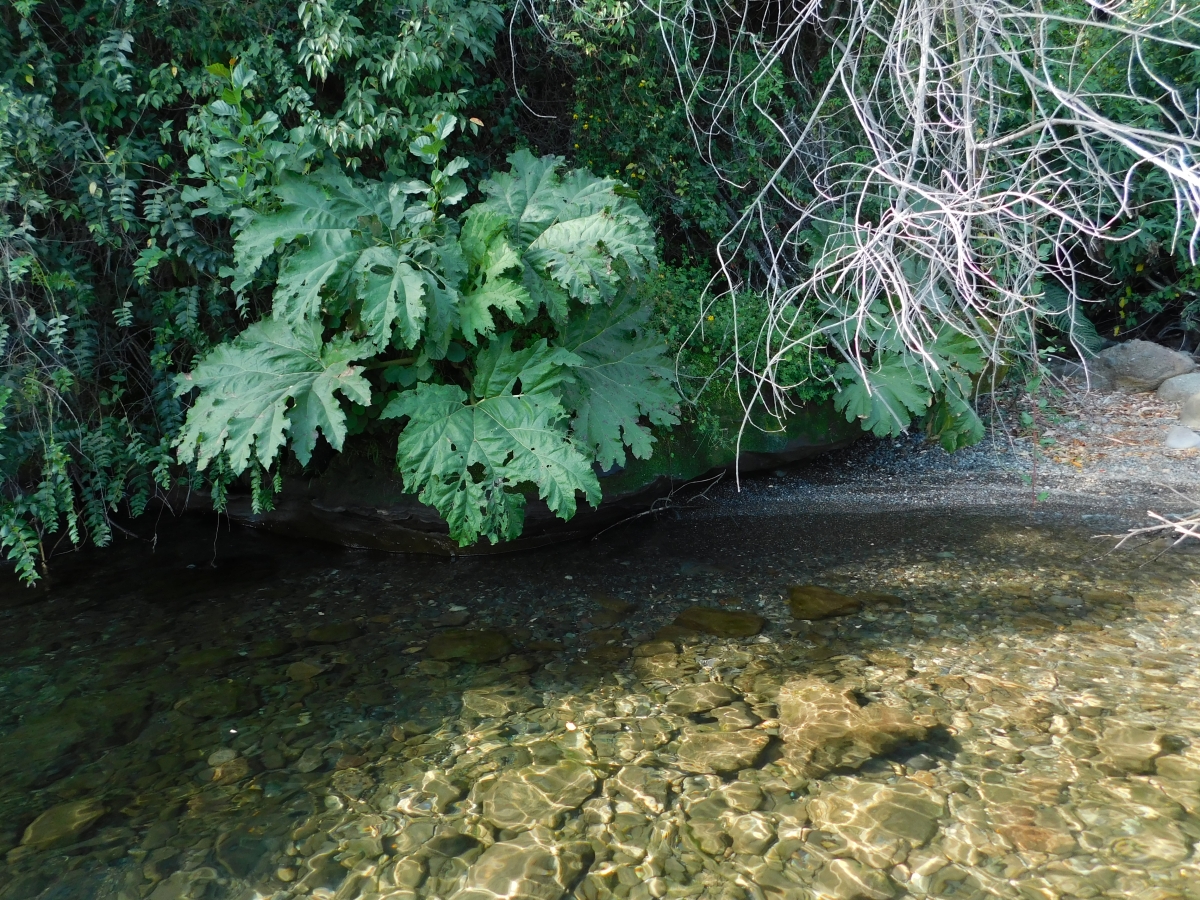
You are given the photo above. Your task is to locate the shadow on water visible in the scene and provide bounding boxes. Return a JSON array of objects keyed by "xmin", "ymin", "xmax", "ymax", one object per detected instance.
[{"xmin": 0, "ymin": 499, "xmax": 1198, "ymax": 899}]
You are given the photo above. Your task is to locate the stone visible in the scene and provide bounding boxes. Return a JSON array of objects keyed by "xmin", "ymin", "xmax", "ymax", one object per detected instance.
[
  {"xmin": 665, "ymin": 683, "xmax": 739, "ymax": 715},
  {"xmin": 633, "ymin": 652, "xmax": 698, "ymax": 681},
  {"xmin": 212, "ymin": 756, "xmax": 253, "ymax": 786},
  {"xmin": 427, "ymin": 630, "xmax": 513, "ymax": 663},
  {"xmin": 20, "ymin": 798, "xmax": 106, "ymax": 850},
  {"xmin": 146, "ymin": 867, "xmax": 219, "ymax": 900},
  {"xmin": 139, "ymin": 820, "xmax": 178, "ymax": 852},
  {"xmin": 673, "ymin": 607, "xmax": 764, "ymax": 637},
  {"xmin": 712, "ymin": 703, "xmax": 762, "ymax": 731},
  {"xmin": 392, "ymin": 858, "xmax": 426, "ymax": 889},
  {"xmin": 249, "ymin": 639, "xmax": 290, "ymax": 659},
  {"xmin": 1182, "ymin": 393, "xmax": 1200, "ymax": 427},
  {"xmin": 777, "ymin": 678, "xmax": 925, "ymax": 775},
  {"xmin": 1093, "ymin": 339, "xmax": 1196, "ymax": 392},
  {"xmin": 726, "ymin": 812, "xmax": 775, "ymax": 855},
  {"xmin": 216, "ymin": 826, "xmax": 269, "ymax": 878},
  {"xmin": 997, "ymin": 824, "xmax": 1076, "ymax": 854},
  {"xmin": 716, "ymin": 781, "xmax": 763, "ymax": 813},
  {"xmin": 807, "ymin": 782, "xmax": 944, "ymax": 870},
  {"xmin": 261, "ymin": 749, "xmax": 285, "ymax": 770},
  {"xmin": 174, "ymin": 681, "xmax": 258, "ymax": 719},
  {"xmin": 1164, "ymin": 425, "xmax": 1200, "ymax": 449},
  {"xmin": 0, "ymin": 711, "xmax": 87, "ymax": 790},
  {"xmin": 397, "ymin": 771, "xmax": 465, "ymax": 817},
  {"xmin": 331, "ymin": 767, "xmax": 375, "ymax": 800},
  {"xmin": 788, "ymin": 585, "xmax": 861, "ymax": 620},
  {"xmin": 451, "ymin": 827, "xmax": 593, "ymax": 900},
  {"xmin": 294, "ymin": 746, "xmax": 326, "ymax": 774},
  {"xmin": 1098, "ymin": 724, "xmax": 1162, "ymax": 774},
  {"xmin": 864, "ymin": 650, "xmax": 911, "ymax": 669},
  {"xmin": 111, "ymin": 645, "xmax": 165, "ymax": 672},
  {"xmin": 812, "ymin": 859, "xmax": 895, "ymax": 900},
  {"xmin": 173, "ymin": 647, "xmax": 236, "ymax": 672},
  {"xmin": 1106, "ymin": 818, "xmax": 1191, "ymax": 864},
  {"xmin": 461, "ymin": 687, "xmax": 537, "ymax": 720},
  {"xmin": 593, "ymin": 594, "xmax": 635, "ymax": 615},
  {"xmin": 479, "ymin": 760, "xmax": 598, "ymax": 831},
  {"xmin": 853, "ymin": 591, "xmax": 906, "ymax": 607},
  {"xmin": 307, "ymin": 621, "xmax": 360, "ymax": 643},
  {"xmin": 633, "ymin": 640, "xmax": 676, "ymax": 657},
  {"xmin": 207, "ymin": 748, "xmax": 238, "ymax": 767},
  {"xmin": 583, "ymin": 627, "xmax": 625, "ymax": 646},
  {"xmin": 1157, "ymin": 372, "xmax": 1200, "ymax": 402},
  {"xmin": 675, "ymin": 729, "xmax": 770, "ymax": 774},
  {"xmin": 612, "ymin": 766, "xmax": 670, "ymax": 814},
  {"xmin": 287, "ymin": 660, "xmax": 325, "ymax": 681}
]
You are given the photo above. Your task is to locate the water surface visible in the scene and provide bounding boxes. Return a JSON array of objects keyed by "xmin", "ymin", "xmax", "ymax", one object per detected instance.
[{"xmin": 0, "ymin": 498, "xmax": 1197, "ymax": 900}]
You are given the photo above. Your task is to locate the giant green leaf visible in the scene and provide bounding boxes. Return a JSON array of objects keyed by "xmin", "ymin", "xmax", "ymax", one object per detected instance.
[
  {"xmin": 926, "ymin": 387, "xmax": 985, "ymax": 452},
  {"xmin": 524, "ymin": 211, "xmax": 654, "ymax": 303},
  {"xmin": 381, "ymin": 339, "xmax": 599, "ymax": 545},
  {"xmin": 472, "ymin": 333, "xmax": 580, "ymax": 399},
  {"xmin": 176, "ymin": 319, "xmax": 371, "ymax": 472},
  {"xmin": 460, "ymin": 279, "xmax": 531, "ymax": 345},
  {"xmin": 473, "ymin": 150, "xmax": 562, "ymax": 247},
  {"xmin": 833, "ymin": 353, "xmax": 932, "ymax": 438},
  {"xmin": 457, "ymin": 208, "xmax": 531, "ymax": 342},
  {"xmin": 556, "ymin": 294, "xmax": 680, "ymax": 470},
  {"xmin": 354, "ymin": 246, "xmax": 427, "ymax": 348},
  {"xmin": 470, "ymin": 149, "xmax": 657, "ymax": 316},
  {"xmin": 273, "ymin": 229, "xmax": 368, "ymax": 324},
  {"xmin": 229, "ymin": 167, "xmax": 384, "ymax": 298}
]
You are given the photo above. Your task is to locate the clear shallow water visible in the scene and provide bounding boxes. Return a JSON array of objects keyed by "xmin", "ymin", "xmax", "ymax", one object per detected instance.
[{"xmin": 0, "ymin": 501, "xmax": 1198, "ymax": 900}]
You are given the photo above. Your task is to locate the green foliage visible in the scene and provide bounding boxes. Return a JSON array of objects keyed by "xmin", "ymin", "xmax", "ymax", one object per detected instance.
[
  {"xmin": 0, "ymin": 0, "xmax": 507, "ymax": 582},
  {"xmin": 383, "ymin": 336, "xmax": 599, "ymax": 544},
  {"xmin": 535, "ymin": 1, "xmax": 793, "ymax": 256},
  {"xmin": 833, "ymin": 325, "xmax": 986, "ymax": 451},
  {"xmin": 177, "ymin": 132, "xmax": 676, "ymax": 545},
  {"xmin": 18, "ymin": 0, "xmax": 1184, "ymax": 584},
  {"xmin": 176, "ymin": 319, "xmax": 371, "ymax": 473},
  {"xmin": 646, "ymin": 264, "xmax": 834, "ymax": 444},
  {"xmin": 556, "ymin": 292, "xmax": 680, "ymax": 470}
]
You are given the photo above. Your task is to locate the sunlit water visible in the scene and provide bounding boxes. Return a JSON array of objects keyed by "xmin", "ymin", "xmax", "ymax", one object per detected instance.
[{"xmin": 0, "ymin": 496, "xmax": 1198, "ymax": 900}]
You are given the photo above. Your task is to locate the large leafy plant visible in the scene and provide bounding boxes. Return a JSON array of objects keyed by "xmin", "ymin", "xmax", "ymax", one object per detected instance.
[
  {"xmin": 0, "ymin": 0, "xmax": 507, "ymax": 583},
  {"xmin": 831, "ymin": 307, "xmax": 986, "ymax": 452},
  {"xmin": 176, "ymin": 124, "xmax": 679, "ymax": 544}
]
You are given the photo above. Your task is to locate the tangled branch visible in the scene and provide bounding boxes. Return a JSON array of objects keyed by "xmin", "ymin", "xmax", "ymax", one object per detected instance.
[{"xmin": 531, "ymin": 0, "xmax": 1200, "ymax": 434}]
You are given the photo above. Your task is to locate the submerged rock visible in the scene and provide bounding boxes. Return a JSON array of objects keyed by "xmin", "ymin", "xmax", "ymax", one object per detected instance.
[
  {"xmin": 174, "ymin": 681, "xmax": 258, "ymax": 719},
  {"xmin": 675, "ymin": 729, "xmax": 770, "ymax": 774},
  {"xmin": 427, "ymin": 630, "xmax": 513, "ymax": 663},
  {"xmin": 451, "ymin": 827, "xmax": 593, "ymax": 900},
  {"xmin": 673, "ymin": 606, "xmax": 764, "ymax": 637},
  {"xmin": 18, "ymin": 798, "xmax": 105, "ymax": 853},
  {"xmin": 632, "ymin": 651, "xmax": 698, "ymax": 681},
  {"xmin": 788, "ymin": 585, "xmax": 861, "ymax": 620},
  {"xmin": 777, "ymin": 677, "xmax": 924, "ymax": 775},
  {"xmin": 173, "ymin": 646, "xmax": 236, "ymax": 672},
  {"xmin": 665, "ymin": 683, "xmax": 739, "ymax": 715},
  {"xmin": 479, "ymin": 760, "xmax": 598, "ymax": 831},
  {"xmin": 1097, "ymin": 723, "xmax": 1162, "ymax": 774},
  {"xmin": 612, "ymin": 765, "xmax": 670, "ymax": 814},
  {"xmin": 812, "ymin": 858, "xmax": 896, "ymax": 900},
  {"xmin": 808, "ymin": 782, "xmax": 944, "ymax": 870},
  {"xmin": 307, "ymin": 621, "xmax": 360, "ymax": 643},
  {"xmin": 461, "ymin": 686, "xmax": 537, "ymax": 720}
]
